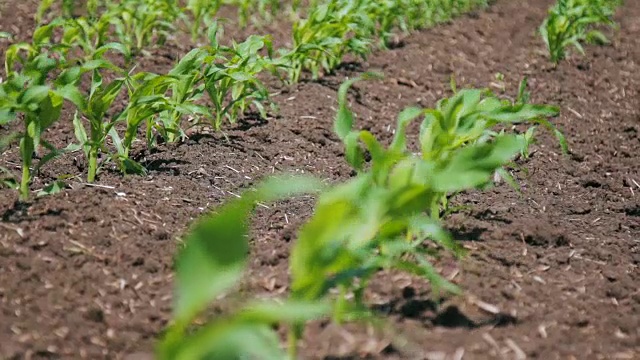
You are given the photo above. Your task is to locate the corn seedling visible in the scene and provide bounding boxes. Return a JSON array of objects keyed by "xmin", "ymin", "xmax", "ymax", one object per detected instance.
[
  {"xmin": 36, "ymin": 0, "xmax": 79, "ymax": 22},
  {"xmin": 155, "ymin": 75, "xmax": 566, "ymax": 358},
  {"xmin": 37, "ymin": 0, "xmax": 176, "ymax": 57},
  {"xmin": 70, "ymin": 67, "xmax": 127, "ymax": 182},
  {"xmin": 60, "ymin": 16, "xmax": 131, "ymax": 62},
  {"xmin": 35, "ymin": 1, "xmax": 130, "ymax": 63},
  {"xmin": 157, "ymin": 175, "xmax": 328, "ymax": 360},
  {"xmin": 365, "ymin": 0, "xmax": 491, "ymax": 47},
  {"xmin": 231, "ymin": 0, "xmax": 281, "ymax": 28},
  {"xmin": 36, "ymin": 0, "xmax": 104, "ymax": 24},
  {"xmin": 154, "ymin": 50, "xmax": 210, "ymax": 143},
  {"xmin": 200, "ymin": 29, "xmax": 277, "ymax": 129},
  {"xmin": 113, "ymin": 71, "xmax": 172, "ymax": 173},
  {"xmin": 106, "ymin": 0, "xmax": 181, "ymax": 55},
  {"xmin": 113, "ymin": 72, "xmax": 203, "ymax": 172},
  {"xmin": 283, "ymin": 0, "xmax": 375, "ymax": 83},
  {"xmin": 285, "ymin": 74, "xmax": 565, "ymax": 356},
  {"xmin": 184, "ymin": 0, "xmax": 223, "ymax": 43},
  {"xmin": 540, "ymin": 0, "xmax": 621, "ymax": 63},
  {"xmin": 0, "ymin": 21, "xmax": 79, "ymax": 200}
]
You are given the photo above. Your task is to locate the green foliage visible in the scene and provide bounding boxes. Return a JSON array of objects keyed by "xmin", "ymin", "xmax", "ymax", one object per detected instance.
[
  {"xmin": 184, "ymin": 0, "xmax": 281, "ymax": 43},
  {"xmin": 540, "ymin": 0, "xmax": 621, "ymax": 63},
  {"xmin": 367, "ymin": 0, "xmax": 490, "ymax": 47},
  {"xmin": 37, "ymin": 0, "xmax": 104, "ymax": 22},
  {"xmin": 231, "ymin": 0, "xmax": 281, "ymax": 28},
  {"xmin": 200, "ymin": 30, "xmax": 278, "ymax": 129},
  {"xmin": 184, "ymin": 0, "xmax": 223, "ymax": 42},
  {"xmin": 0, "ymin": 21, "xmax": 79, "ymax": 200},
  {"xmin": 60, "ymin": 15, "xmax": 132, "ymax": 61},
  {"xmin": 284, "ymin": 0, "xmax": 375, "ymax": 83},
  {"xmin": 38, "ymin": 0, "xmax": 180, "ymax": 56},
  {"xmin": 71, "ymin": 67, "xmax": 127, "ymax": 182},
  {"xmin": 284, "ymin": 0, "xmax": 491, "ymax": 83},
  {"xmin": 157, "ymin": 175, "xmax": 328, "ymax": 360},
  {"xmin": 157, "ymin": 75, "xmax": 565, "ymax": 358},
  {"xmin": 107, "ymin": 0, "xmax": 181, "ymax": 55},
  {"xmin": 105, "ymin": 30, "xmax": 277, "ymax": 173},
  {"xmin": 285, "ymin": 75, "xmax": 564, "ymax": 354},
  {"xmin": 1, "ymin": 7, "xmax": 279, "ymax": 194}
]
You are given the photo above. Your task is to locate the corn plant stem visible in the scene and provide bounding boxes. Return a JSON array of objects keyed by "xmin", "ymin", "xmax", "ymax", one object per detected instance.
[
  {"xmin": 287, "ymin": 326, "xmax": 299, "ymax": 360},
  {"xmin": 87, "ymin": 147, "xmax": 98, "ymax": 182},
  {"xmin": 167, "ymin": 114, "xmax": 179, "ymax": 143},
  {"xmin": 334, "ymin": 285, "xmax": 348, "ymax": 324},
  {"xmin": 19, "ymin": 135, "xmax": 33, "ymax": 201}
]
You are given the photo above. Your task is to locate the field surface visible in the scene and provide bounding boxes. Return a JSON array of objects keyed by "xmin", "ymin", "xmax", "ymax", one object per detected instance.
[{"xmin": 1, "ymin": 0, "xmax": 639, "ymax": 359}]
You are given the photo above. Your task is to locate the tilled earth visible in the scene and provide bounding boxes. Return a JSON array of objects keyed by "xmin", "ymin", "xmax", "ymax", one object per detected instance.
[{"xmin": 1, "ymin": 0, "xmax": 639, "ymax": 359}]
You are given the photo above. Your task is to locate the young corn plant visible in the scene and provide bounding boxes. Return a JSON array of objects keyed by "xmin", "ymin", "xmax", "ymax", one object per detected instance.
[
  {"xmin": 107, "ymin": 32, "xmax": 277, "ymax": 173},
  {"xmin": 283, "ymin": 0, "xmax": 375, "ymax": 83},
  {"xmin": 70, "ymin": 68, "xmax": 127, "ymax": 182},
  {"xmin": 113, "ymin": 71, "xmax": 204, "ymax": 172},
  {"xmin": 60, "ymin": 16, "xmax": 131, "ymax": 62},
  {"xmin": 231, "ymin": 0, "xmax": 281, "ymax": 28},
  {"xmin": 115, "ymin": 71, "xmax": 173, "ymax": 173},
  {"xmin": 285, "ymin": 75, "xmax": 565, "ymax": 356},
  {"xmin": 540, "ymin": 0, "xmax": 621, "ymax": 63},
  {"xmin": 154, "ymin": 48, "xmax": 210, "ymax": 143},
  {"xmin": 36, "ymin": 0, "xmax": 105, "ymax": 22},
  {"xmin": 0, "ymin": 21, "xmax": 78, "ymax": 200},
  {"xmin": 364, "ymin": 0, "xmax": 408, "ymax": 47},
  {"xmin": 184, "ymin": 0, "xmax": 223, "ymax": 43},
  {"xmin": 106, "ymin": 0, "xmax": 181, "ymax": 55},
  {"xmin": 157, "ymin": 175, "xmax": 328, "ymax": 360},
  {"xmin": 200, "ymin": 30, "xmax": 278, "ymax": 129},
  {"xmin": 403, "ymin": 0, "xmax": 490, "ymax": 33}
]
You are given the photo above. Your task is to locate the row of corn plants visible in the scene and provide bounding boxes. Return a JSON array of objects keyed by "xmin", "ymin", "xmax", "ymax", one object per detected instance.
[
  {"xmin": 283, "ymin": 0, "xmax": 491, "ymax": 83},
  {"xmin": 158, "ymin": 75, "xmax": 567, "ymax": 358},
  {"xmin": 1, "ymin": 0, "xmax": 493, "ymax": 200},
  {"xmin": 0, "ymin": 18, "xmax": 279, "ymax": 199},
  {"xmin": 36, "ymin": 0, "xmax": 286, "ymax": 49}
]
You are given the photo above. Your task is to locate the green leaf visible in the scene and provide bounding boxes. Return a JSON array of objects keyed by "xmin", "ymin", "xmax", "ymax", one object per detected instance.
[
  {"xmin": 485, "ymin": 104, "xmax": 559, "ymax": 123},
  {"xmin": 169, "ymin": 48, "xmax": 205, "ymax": 76},
  {"xmin": 37, "ymin": 180, "xmax": 66, "ymax": 197},
  {"xmin": 20, "ymin": 86, "xmax": 50, "ymax": 105},
  {"xmin": 174, "ymin": 174, "xmax": 322, "ymax": 325},
  {"xmin": 56, "ymin": 84, "xmax": 86, "ymax": 110},
  {"xmin": 390, "ymin": 106, "xmax": 423, "ymax": 152},
  {"xmin": 239, "ymin": 300, "xmax": 329, "ymax": 323},
  {"xmin": 164, "ymin": 322, "xmax": 286, "ymax": 360},
  {"xmin": 432, "ymin": 135, "xmax": 524, "ymax": 192},
  {"xmin": 343, "ymin": 131, "xmax": 365, "ymax": 171},
  {"xmin": 38, "ymin": 91, "xmax": 63, "ymax": 130},
  {"xmin": 409, "ymin": 215, "xmax": 464, "ymax": 256},
  {"xmin": 0, "ymin": 109, "xmax": 17, "ymax": 125},
  {"xmin": 334, "ymin": 72, "xmax": 382, "ymax": 140},
  {"xmin": 254, "ymin": 174, "xmax": 325, "ymax": 203},
  {"xmin": 73, "ymin": 111, "xmax": 89, "ymax": 156},
  {"xmin": 174, "ymin": 198, "xmax": 252, "ymax": 325},
  {"xmin": 119, "ymin": 157, "xmax": 147, "ymax": 175}
]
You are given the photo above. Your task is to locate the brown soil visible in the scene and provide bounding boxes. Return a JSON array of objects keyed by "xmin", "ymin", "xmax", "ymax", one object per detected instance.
[{"xmin": 1, "ymin": 0, "xmax": 639, "ymax": 359}]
